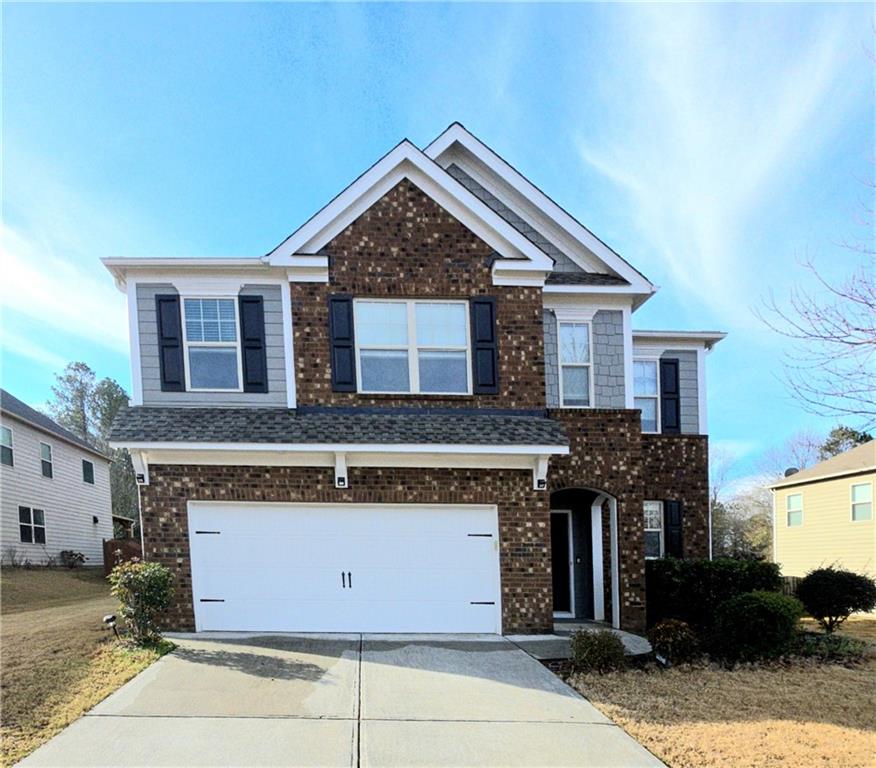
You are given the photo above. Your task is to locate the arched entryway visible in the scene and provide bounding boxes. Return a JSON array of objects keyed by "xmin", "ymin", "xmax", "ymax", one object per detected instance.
[{"xmin": 550, "ymin": 487, "xmax": 619, "ymax": 628}]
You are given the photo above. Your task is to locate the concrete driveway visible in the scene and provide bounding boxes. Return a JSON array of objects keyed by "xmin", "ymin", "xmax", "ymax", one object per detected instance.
[{"xmin": 20, "ymin": 634, "xmax": 661, "ymax": 767}]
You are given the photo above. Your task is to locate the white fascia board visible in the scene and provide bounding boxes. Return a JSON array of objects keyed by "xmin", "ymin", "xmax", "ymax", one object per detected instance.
[
  {"xmin": 544, "ymin": 293, "xmax": 634, "ymax": 311},
  {"xmin": 632, "ymin": 330, "xmax": 727, "ymax": 350},
  {"xmin": 424, "ymin": 124, "xmax": 655, "ymax": 293},
  {"xmin": 110, "ymin": 440, "xmax": 570, "ymax": 456},
  {"xmin": 265, "ymin": 140, "xmax": 553, "ymax": 272},
  {"xmin": 102, "ymin": 258, "xmax": 281, "ymax": 291}
]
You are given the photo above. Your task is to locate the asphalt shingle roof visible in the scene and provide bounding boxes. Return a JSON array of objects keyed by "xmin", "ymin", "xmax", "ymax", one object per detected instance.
[
  {"xmin": 0, "ymin": 389, "xmax": 108, "ymax": 459},
  {"xmin": 110, "ymin": 407, "xmax": 569, "ymax": 447},
  {"xmin": 545, "ymin": 272, "xmax": 629, "ymax": 286}
]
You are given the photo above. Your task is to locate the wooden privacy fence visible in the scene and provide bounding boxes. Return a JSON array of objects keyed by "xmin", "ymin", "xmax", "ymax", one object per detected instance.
[
  {"xmin": 781, "ymin": 576, "xmax": 800, "ymax": 597},
  {"xmin": 103, "ymin": 539, "xmax": 142, "ymax": 576}
]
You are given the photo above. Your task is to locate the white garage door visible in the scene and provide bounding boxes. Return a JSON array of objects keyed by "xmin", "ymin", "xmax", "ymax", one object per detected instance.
[{"xmin": 188, "ymin": 502, "xmax": 501, "ymax": 633}]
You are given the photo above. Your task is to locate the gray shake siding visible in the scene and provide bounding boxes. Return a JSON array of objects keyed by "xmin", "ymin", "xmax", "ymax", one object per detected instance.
[
  {"xmin": 446, "ymin": 164, "xmax": 583, "ymax": 274},
  {"xmin": 544, "ymin": 309, "xmax": 625, "ymax": 408},
  {"xmin": 662, "ymin": 349, "xmax": 699, "ymax": 434},
  {"xmin": 137, "ymin": 283, "xmax": 287, "ymax": 406}
]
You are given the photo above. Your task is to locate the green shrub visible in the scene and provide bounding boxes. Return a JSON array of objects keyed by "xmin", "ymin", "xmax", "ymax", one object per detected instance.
[
  {"xmin": 646, "ymin": 558, "xmax": 782, "ymax": 630},
  {"xmin": 570, "ymin": 629, "xmax": 626, "ymax": 673},
  {"xmin": 795, "ymin": 567, "xmax": 876, "ymax": 634},
  {"xmin": 711, "ymin": 591, "xmax": 803, "ymax": 662},
  {"xmin": 792, "ymin": 631, "xmax": 868, "ymax": 663},
  {"xmin": 647, "ymin": 619, "xmax": 700, "ymax": 664},
  {"xmin": 108, "ymin": 560, "xmax": 175, "ymax": 644}
]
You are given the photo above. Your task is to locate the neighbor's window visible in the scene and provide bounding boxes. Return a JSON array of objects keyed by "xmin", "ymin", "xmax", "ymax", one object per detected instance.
[
  {"xmin": 644, "ymin": 501, "xmax": 664, "ymax": 558},
  {"xmin": 19, "ymin": 506, "xmax": 46, "ymax": 544},
  {"xmin": 851, "ymin": 483, "xmax": 872, "ymax": 522},
  {"xmin": 182, "ymin": 298, "xmax": 241, "ymax": 391},
  {"xmin": 40, "ymin": 442, "xmax": 53, "ymax": 479},
  {"xmin": 634, "ymin": 360, "xmax": 660, "ymax": 432},
  {"xmin": 0, "ymin": 426, "xmax": 12, "ymax": 466},
  {"xmin": 82, "ymin": 459, "xmax": 95, "ymax": 485},
  {"xmin": 558, "ymin": 321, "xmax": 592, "ymax": 407},
  {"xmin": 786, "ymin": 493, "xmax": 803, "ymax": 526},
  {"xmin": 354, "ymin": 300, "xmax": 470, "ymax": 394}
]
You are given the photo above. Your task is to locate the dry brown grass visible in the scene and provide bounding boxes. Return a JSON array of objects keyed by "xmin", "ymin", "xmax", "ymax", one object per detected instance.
[
  {"xmin": 803, "ymin": 616, "xmax": 876, "ymax": 644},
  {"xmin": 571, "ymin": 659, "xmax": 876, "ymax": 768},
  {"xmin": 0, "ymin": 568, "xmax": 168, "ymax": 767}
]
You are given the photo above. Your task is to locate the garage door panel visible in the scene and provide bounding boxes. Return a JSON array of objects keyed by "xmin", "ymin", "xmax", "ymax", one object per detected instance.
[{"xmin": 188, "ymin": 503, "xmax": 500, "ymax": 633}]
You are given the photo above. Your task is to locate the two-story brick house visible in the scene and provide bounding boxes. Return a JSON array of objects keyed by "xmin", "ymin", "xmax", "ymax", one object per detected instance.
[{"xmin": 104, "ymin": 124, "xmax": 724, "ymax": 635}]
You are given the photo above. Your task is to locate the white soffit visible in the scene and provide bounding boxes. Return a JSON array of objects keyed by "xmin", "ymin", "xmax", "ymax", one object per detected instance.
[
  {"xmin": 264, "ymin": 140, "xmax": 554, "ymax": 275},
  {"xmin": 424, "ymin": 124, "xmax": 655, "ymax": 294},
  {"xmin": 633, "ymin": 330, "xmax": 727, "ymax": 351}
]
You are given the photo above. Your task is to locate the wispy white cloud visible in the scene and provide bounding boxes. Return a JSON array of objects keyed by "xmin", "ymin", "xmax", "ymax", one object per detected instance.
[
  {"xmin": 575, "ymin": 5, "xmax": 868, "ymax": 325},
  {"xmin": 0, "ymin": 222, "xmax": 128, "ymax": 353}
]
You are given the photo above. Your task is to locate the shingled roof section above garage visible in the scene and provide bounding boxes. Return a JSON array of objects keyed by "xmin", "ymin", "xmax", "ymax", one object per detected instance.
[{"xmin": 109, "ymin": 406, "xmax": 569, "ymax": 448}]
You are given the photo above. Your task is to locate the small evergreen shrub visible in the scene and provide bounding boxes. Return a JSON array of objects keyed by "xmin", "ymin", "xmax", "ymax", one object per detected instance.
[
  {"xmin": 711, "ymin": 591, "xmax": 803, "ymax": 661},
  {"xmin": 108, "ymin": 560, "xmax": 174, "ymax": 644},
  {"xmin": 646, "ymin": 558, "xmax": 782, "ymax": 630},
  {"xmin": 796, "ymin": 567, "xmax": 876, "ymax": 634},
  {"xmin": 647, "ymin": 619, "xmax": 700, "ymax": 664},
  {"xmin": 570, "ymin": 629, "xmax": 626, "ymax": 673}
]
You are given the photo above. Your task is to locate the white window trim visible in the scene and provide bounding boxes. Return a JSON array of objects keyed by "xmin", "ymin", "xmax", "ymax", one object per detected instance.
[
  {"xmin": 181, "ymin": 296, "xmax": 245, "ymax": 393},
  {"xmin": 353, "ymin": 298, "xmax": 472, "ymax": 396},
  {"xmin": 1, "ymin": 425, "xmax": 13, "ymax": 466},
  {"xmin": 19, "ymin": 505, "xmax": 47, "ymax": 545},
  {"xmin": 633, "ymin": 357, "xmax": 661, "ymax": 434},
  {"xmin": 557, "ymin": 317, "xmax": 595, "ymax": 408},
  {"xmin": 643, "ymin": 500, "xmax": 664, "ymax": 559},
  {"xmin": 851, "ymin": 481, "xmax": 873, "ymax": 522},
  {"xmin": 82, "ymin": 459, "xmax": 95, "ymax": 485},
  {"xmin": 786, "ymin": 493, "xmax": 803, "ymax": 527},
  {"xmin": 39, "ymin": 441, "xmax": 53, "ymax": 479}
]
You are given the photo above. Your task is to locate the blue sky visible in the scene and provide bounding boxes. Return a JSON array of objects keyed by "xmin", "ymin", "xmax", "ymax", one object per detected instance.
[{"xmin": 1, "ymin": 3, "xmax": 873, "ymax": 481}]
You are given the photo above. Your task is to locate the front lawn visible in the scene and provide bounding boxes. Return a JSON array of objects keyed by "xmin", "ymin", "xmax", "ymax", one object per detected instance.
[
  {"xmin": 0, "ymin": 568, "xmax": 171, "ymax": 767},
  {"xmin": 569, "ymin": 627, "xmax": 876, "ymax": 768}
]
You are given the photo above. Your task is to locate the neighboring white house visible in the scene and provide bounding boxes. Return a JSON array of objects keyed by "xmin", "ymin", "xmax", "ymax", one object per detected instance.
[{"xmin": 1, "ymin": 389, "xmax": 113, "ymax": 566}]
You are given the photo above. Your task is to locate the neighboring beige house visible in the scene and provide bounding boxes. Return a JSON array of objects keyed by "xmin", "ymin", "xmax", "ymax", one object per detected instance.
[
  {"xmin": 1, "ymin": 389, "xmax": 113, "ymax": 566},
  {"xmin": 769, "ymin": 440, "xmax": 875, "ymax": 579}
]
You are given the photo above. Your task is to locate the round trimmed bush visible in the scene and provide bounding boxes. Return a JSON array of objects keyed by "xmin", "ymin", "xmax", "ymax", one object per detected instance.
[
  {"xmin": 711, "ymin": 591, "xmax": 803, "ymax": 662},
  {"xmin": 570, "ymin": 629, "xmax": 626, "ymax": 673},
  {"xmin": 796, "ymin": 567, "xmax": 876, "ymax": 634},
  {"xmin": 647, "ymin": 619, "xmax": 700, "ymax": 664}
]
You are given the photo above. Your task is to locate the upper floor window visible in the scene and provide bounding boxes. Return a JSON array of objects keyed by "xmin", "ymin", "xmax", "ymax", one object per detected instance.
[
  {"xmin": 1, "ymin": 426, "xmax": 12, "ymax": 466},
  {"xmin": 40, "ymin": 442, "xmax": 53, "ymax": 479},
  {"xmin": 786, "ymin": 493, "xmax": 803, "ymax": 526},
  {"xmin": 82, "ymin": 459, "xmax": 95, "ymax": 485},
  {"xmin": 354, "ymin": 300, "xmax": 470, "ymax": 394},
  {"xmin": 182, "ymin": 298, "xmax": 242, "ymax": 391},
  {"xmin": 644, "ymin": 501, "xmax": 664, "ymax": 558},
  {"xmin": 558, "ymin": 321, "xmax": 592, "ymax": 407},
  {"xmin": 19, "ymin": 506, "xmax": 46, "ymax": 544},
  {"xmin": 851, "ymin": 482, "xmax": 872, "ymax": 522},
  {"xmin": 634, "ymin": 360, "xmax": 660, "ymax": 433}
]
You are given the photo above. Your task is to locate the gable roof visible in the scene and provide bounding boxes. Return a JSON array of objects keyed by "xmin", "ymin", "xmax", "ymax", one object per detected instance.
[
  {"xmin": 265, "ymin": 140, "xmax": 554, "ymax": 277},
  {"xmin": 0, "ymin": 389, "xmax": 110, "ymax": 461},
  {"xmin": 769, "ymin": 440, "xmax": 876, "ymax": 489},
  {"xmin": 424, "ymin": 123, "xmax": 655, "ymax": 297}
]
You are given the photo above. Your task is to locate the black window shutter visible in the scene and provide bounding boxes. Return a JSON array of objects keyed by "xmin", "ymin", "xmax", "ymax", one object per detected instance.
[
  {"xmin": 470, "ymin": 297, "xmax": 499, "ymax": 394},
  {"xmin": 328, "ymin": 295, "xmax": 357, "ymax": 392},
  {"xmin": 660, "ymin": 358, "xmax": 681, "ymax": 434},
  {"xmin": 664, "ymin": 500, "xmax": 684, "ymax": 558},
  {"xmin": 239, "ymin": 295, "xmax": 269, "ymax": 393},
  {"xmin": 155, "ymin": 295, "xmax": 185, "ymax": 392}
]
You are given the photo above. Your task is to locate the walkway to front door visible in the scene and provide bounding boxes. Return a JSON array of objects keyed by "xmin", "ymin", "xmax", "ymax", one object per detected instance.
[{"xmin": 20, "ymin": 634, "xmax": 662, "ymax": 767}]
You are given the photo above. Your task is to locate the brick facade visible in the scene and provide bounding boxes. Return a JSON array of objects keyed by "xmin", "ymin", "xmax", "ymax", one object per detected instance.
[
  {"xmin": 291, "ymin": 179, "xmax": 546, "ymax": 409},
  {"xmin": 133, "ymin": 177, "xmax": 713, "ymax": 638},
  {"xmin": 139, "ymin": 464, "xmax": 553, "ymax": 634}
]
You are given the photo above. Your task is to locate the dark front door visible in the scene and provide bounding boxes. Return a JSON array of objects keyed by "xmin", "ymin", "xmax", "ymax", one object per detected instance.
[{"xmin": 551, "ymin": 512, "xmax": 572, "ymax": 614}]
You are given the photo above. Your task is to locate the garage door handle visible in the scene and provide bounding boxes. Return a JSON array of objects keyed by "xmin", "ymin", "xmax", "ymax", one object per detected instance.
[
  {"xmin": 347, "ymin": 571, "xmax": 352, "ymax": 589},
  {"xmin": 341, "ymin": 571, "xmax": 346, "ymax": 588}
]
